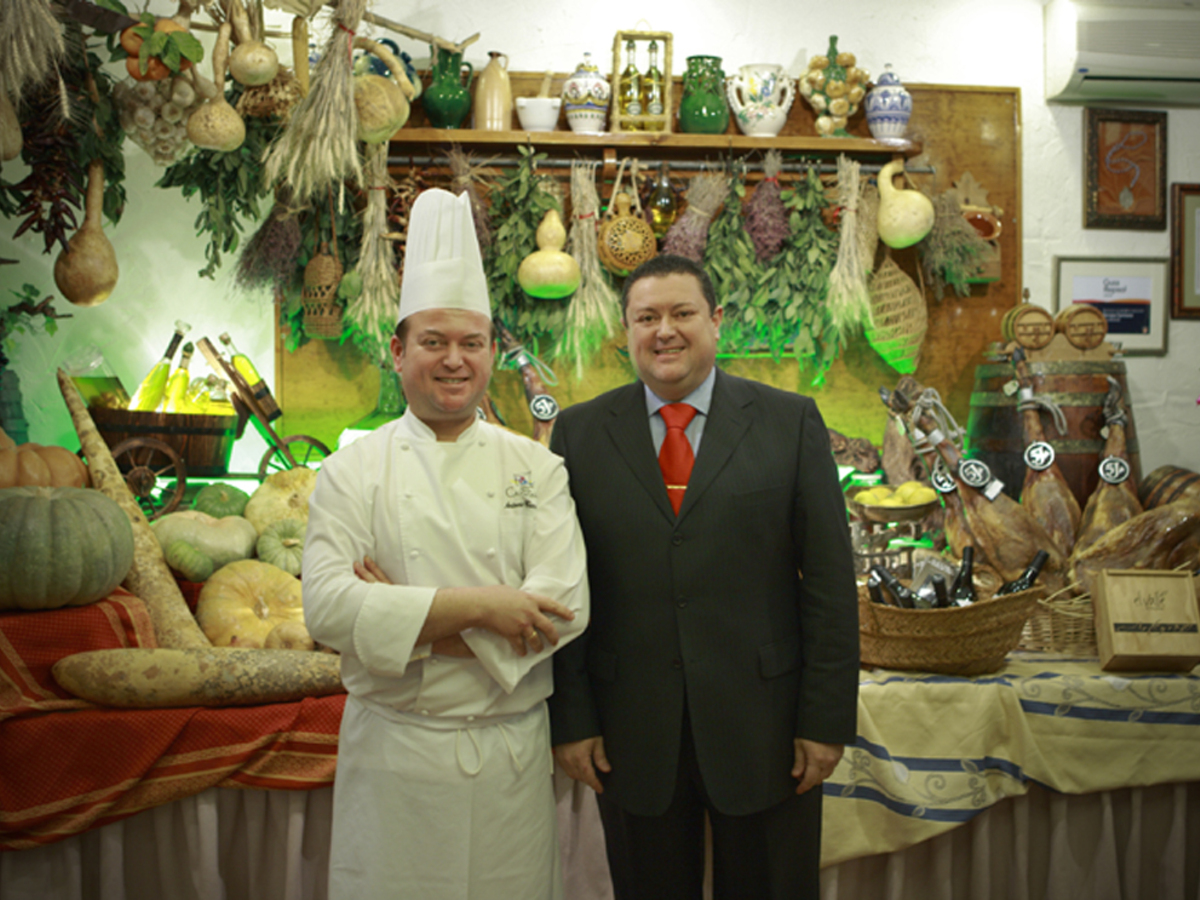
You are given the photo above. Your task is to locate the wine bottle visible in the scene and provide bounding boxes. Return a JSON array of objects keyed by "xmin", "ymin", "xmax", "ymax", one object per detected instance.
[
  {"xmin": 869, "ymin": 564, "xmax": 918, "ymax": 609},
  {"xmin": 128, "ymin": 320, "xmax": 191, "ymax": 412},
  {"xmin": 949, "ymin": 546, "xmax": 978, "ymax": 607},
  {"xmin": 163, "ymin": 342, "xmax": 195, "ymax": 413},
  {"xmin": 994, "ymin": 550, "xmax": 1049, "ymax": 596},
  {"xmin": 866, "ymin": 572, "xmax": 886, "ymax": 605},
  {"xmin": 646, "ymin": 161, "xmax": 678, "ymax": 237},
  {"xmin": 640, "ymin": 39, "xmax": 665, "ymax": 132},
  {"xmin": 930, "ymin": 574, "xmax": 950, "ymax": 609},
  {"xmin": 218, "ymin": 332, "xmax": 281, "ymax": 421},
  {"xmin": 616, "ymin": 38, "xmax": 642, "ymax": 129},
  {"xmin": 204, "ymin": 377, "xmax": 237, "ymax": 416}
]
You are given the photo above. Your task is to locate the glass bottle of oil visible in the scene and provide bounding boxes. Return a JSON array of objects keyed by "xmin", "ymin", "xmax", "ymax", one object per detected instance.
[
  {"xmin": 641, "ymin": 39, "xmax": 665, "ymax": 132},
  {"xmin": 218, "ymin": 332, "xmax": 281, "ymax": 420},
  {"xmin": 646, "ymin": 161, "xmax": 679, "ymax": 237},
  {"xmin": 616, "ymin": 38, "xmax": 642, "ymax": 130},
  {"xmin": 128, "ymin": 320, "xmax": 191, "ymax": 412},
  {"xmin": 164, "ymin": 342, "xmax": 196, "ymax": 413}
]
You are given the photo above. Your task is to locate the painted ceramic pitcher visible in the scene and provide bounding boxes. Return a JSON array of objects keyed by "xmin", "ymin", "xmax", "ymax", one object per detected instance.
[
  {"xmin": 422, "ymin": 44, "xmax": 473, "ymax": 129},
  {"xmin": 726, "ymin": 63, "xmax": 795, "ymax": 137},
  {"xmin": 678, "ymin": 55, "xmax": 729, "ymax": 134}
]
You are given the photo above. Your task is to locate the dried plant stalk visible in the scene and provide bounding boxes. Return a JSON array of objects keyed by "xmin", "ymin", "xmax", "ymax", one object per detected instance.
[
  {"xmin": 0, "ymin": 0, "xmax": 65, "ymax": 105},
  {"xmin": 346, "ymin": 141, "xmax": 398, "ymax": 363},
  {"xmin": 857, "ymin": 180, "xmax": 880, "ymax": 274},
  {"xmin": 555, "ymin": 160, "xmax": 620, "ymax": 379},
  {"xmin": 921, "ymin": 191, "xmax": 990, "ymax": 301},
  {"xmin": 261, "ymin": 0, "xmax": 366, "ymax": 200},
  {"xmin": 235, "ymin": 188, "xmax": 303, "ymax": 293},
  {"xmin": 662, "ymin": 172, "xmax": 728, "ymax": 262},
  {"xmin": 447, "ymin": 145, "xmax": 494, "ymax": 252},
  {"xmin": 744, "ymin": 149, "xmax": 789, "ymax": 263},
  {"xmin": 825, "ymin": 155, "xmax": 872, "ymax": 336}
]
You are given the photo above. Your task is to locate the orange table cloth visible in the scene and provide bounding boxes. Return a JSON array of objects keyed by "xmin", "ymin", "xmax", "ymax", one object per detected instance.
[{"xmin": 0, "ymin": 590, "xmax": 344, "ymax": 852}]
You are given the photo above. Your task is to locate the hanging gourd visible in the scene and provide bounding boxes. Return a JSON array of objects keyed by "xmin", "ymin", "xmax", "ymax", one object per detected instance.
[
  {"xmin": 53, "ymin": 159, "xmax": 119, "ymax": 308},
  {"xmin": 186, "ymin": 21, "xmax": 246, "ymax": 152},
  {"xmin": 518, "ymin": 209, "xmax": 581, "ymax": 300},
  {"xmin": 876, "ymin": 158, "xmax": 934, "ymax": 249},
  {"xmin": 352, "ymin": 36, "xmax": 416, "ymax": 143},
  {"xmin": 226, "ymin": 0, "xmax": 279, "ymax": 87}
]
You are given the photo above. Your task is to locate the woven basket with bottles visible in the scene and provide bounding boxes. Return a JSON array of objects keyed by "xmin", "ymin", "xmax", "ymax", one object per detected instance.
[
  {"xmin": 1018, "ymin": 588, "xmax": 1098, "ymax": 656},
  {"xmin": 858, "ymin": 582, "xmax": 1043, "ymax": 676}
]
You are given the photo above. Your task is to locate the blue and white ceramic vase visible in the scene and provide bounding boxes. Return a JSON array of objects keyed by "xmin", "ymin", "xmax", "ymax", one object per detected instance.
[
  {"xmin": 561, "ymin": 53, "xmax": 611, "ymax": 134},
  {"xmin": 865, "ymin": 64, "xmax": 912, "ymax": 142}
]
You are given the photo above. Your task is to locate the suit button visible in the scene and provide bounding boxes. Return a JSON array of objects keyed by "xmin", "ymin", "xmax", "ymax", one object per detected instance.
[
  {"xmin": 677, "ymin": 598, "xmax": 686, "ymax": 608},
  {"xmin": 671, "ymin": 534, "xmax": 683, "ymax": 546},
  {"xmin": 672, "ymin": 659, "xmax": 683, "ymax": 669}
]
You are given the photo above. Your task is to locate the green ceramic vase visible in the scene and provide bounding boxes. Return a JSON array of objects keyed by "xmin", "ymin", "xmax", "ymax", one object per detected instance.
[
  {"xmin": 678, "ymin": 55, "xmax": 729, "ymax": 134},
  {"xmin": 422, "ymin": 45, "xmax": 473, "ymax": 129}
]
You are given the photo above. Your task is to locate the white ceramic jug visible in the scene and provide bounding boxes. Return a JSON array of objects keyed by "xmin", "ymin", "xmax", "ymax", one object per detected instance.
[{"xmin": 726, "ymin": 63, "xmax": 795, "ymax": 137}]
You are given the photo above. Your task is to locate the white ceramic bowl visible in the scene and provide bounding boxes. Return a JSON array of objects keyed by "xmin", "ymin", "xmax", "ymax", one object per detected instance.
[{"xmin": 516, "ymin": 97, "xmax": 562, "ymax": 132}]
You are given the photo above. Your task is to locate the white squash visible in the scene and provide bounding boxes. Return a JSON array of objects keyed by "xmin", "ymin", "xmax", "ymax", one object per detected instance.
[
  {"xmin": 151, "ymin": 510, "xmax": 258, "ymax": 568},
  {"xmin": 195, "ymin": 558, "xmax": 305, "ymax": 648},
  {"xmin": 876, "ymin": 159, "xmax": 935, "ymax": 249},
  {"xmin": 244, "ymin": 467, "xmax": 316, "ymax": 535}
]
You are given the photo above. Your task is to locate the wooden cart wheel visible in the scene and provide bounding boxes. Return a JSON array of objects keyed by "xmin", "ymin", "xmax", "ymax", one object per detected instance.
[
  {"xmin": 109, "ymin": 437, "xmax": 188, "ymax": 520},
  {"xmin": 257, "ymin": 435, "xmax": 331, "ymax": 481}
]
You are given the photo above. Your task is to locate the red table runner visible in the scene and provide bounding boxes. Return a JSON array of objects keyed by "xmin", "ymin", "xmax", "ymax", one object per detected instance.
[{"xmin": 0, "ymin": 591, "xmax": 344, "ymax": 851}]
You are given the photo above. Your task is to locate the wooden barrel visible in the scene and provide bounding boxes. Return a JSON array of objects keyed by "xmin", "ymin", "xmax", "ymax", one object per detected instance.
[
  {"xmin": 965, "ymin": 358, "xmax": 1141, "ymax": 509},
  {"xmin": 1054, "ymin": 303, "xmax": 1108, "ymax": 350},
  {"xmin": 1138, "ymin": 465, "xmax": 1200, "ymax": 510},
  {"xmin": 1000, "ymin": 304, "xmax": 1054, "ymax": 350},
  {"xmin": 90, "ymin": 408, "xmax": 240, "ymax": 477}
]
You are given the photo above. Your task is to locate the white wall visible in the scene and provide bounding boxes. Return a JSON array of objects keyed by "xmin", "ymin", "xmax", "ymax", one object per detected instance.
[{"xmin": 4, "ymin": 0, "xmax": 1199, "ymax": 475}]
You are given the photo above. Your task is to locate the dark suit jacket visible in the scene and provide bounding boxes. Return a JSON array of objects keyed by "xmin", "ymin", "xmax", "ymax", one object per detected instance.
[{"xmin": 549, "ymin": 369, "xmax": 859, "ymax": 817}]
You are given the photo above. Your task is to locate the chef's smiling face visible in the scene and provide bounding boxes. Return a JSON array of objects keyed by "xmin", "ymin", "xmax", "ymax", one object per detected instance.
[
  {"xmin": 392, "ymin": 308, "xmax": 493, "ymax": 441},
  {"xmin": 624, "ymin": 272, "xmax": 723, "ymax": 402}
]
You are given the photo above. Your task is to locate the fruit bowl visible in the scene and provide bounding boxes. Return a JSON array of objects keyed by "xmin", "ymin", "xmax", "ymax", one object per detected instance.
[{"xmin": 845, "ymin": 484, "xmax": 939, "ymax": 524}]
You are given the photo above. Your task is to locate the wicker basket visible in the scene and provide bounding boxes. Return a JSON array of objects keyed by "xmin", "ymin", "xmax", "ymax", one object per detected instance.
[
  {"xmin": 302, "ymin": 238, "xmax": 345, "ymax": 339},
  {"xmin": 865, "ymin": 254, "xmax": 927, "ymax": 375},
  {"xmin": 1018, "ymin": 589, "xmax": 1098, "ymax": 656},
  {"xmin": 858, "ymin": 583, "xmax": 1043, "ymax": 676}
]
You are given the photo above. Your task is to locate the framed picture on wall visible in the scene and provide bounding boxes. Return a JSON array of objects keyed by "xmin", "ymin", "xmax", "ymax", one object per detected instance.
[
  {"xmin": 1084, "ymin": 108, "xmax": 1167, "ymax": 231},
  {"xmin": 1053, "ymin": 256, "xmax": 1169, "ymax": 356},
  {"xmin": 1171, "ymin": 183, "xmax": 1200, "ymax": 319}
]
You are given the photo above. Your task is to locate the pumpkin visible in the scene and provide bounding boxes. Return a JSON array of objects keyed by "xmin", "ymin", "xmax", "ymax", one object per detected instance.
[
  {"xmin": 151, "ymin": 510, "xmax": 258, "ymax": 569},
  {"xmin": 0, "ymin": 486, "xmax": 135, "ymax": 610},
  {"xmin": 166, "ymin": 539, "xmax": 215, "ymax": 583},
  {"xmin": 257, "ymin": 518, "xmax": 306, "ymax": 576},
  {"xmin": 264, "ymin": 620, "xmax": 315, "ymax": 651},
  {"xmin": 244, "ymin": 467, "xmax": 316, "ymax": 535},
  {"xmin": 193, "ymin": 482, "xmax": 250, "ymax": 518},
  {"xmin": 0, "ymin": 440, "xmax": 90, "ymax": 489},
  {"xmin": 195, "ymin": 558, "xmax": 306, "ymax": 648},
  {"xmin": 0, "ymin": 427, "xmax": 15, "ymax": 452}
]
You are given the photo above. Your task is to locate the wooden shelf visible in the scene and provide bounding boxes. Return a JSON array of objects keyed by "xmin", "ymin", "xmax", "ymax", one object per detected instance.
[{"xmin": 388, "ymin": 127, "xmax": 921, "ymax": 159}]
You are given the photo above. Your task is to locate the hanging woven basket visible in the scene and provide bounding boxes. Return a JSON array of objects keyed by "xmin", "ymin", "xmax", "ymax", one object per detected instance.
[
  {"xmin": 302, "ymin": 196, "xmax": 345, "ymax": 340},
  {"xmin": 865, "ymin": 252, "xmax": 927, "ymax": 374},
  {"xmin": 598, "ymin": 191, "xmax": 657, "ymax": 277}
]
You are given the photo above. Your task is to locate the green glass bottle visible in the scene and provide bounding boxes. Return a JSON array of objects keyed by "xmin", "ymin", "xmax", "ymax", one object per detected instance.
[{"xmin": 164, "ymin": 342, "xmax": 196, "ymax": 414}]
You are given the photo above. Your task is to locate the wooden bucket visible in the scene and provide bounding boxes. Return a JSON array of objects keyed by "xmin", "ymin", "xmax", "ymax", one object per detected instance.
[
  {"xmin": 1138, "ymin": 464, "xmax": 1200, "ymax": 510},
  {"xmin": 965, "ymin": 358, "xmax": 1141, "ymax": 509},
  {"xmin": 90, "ymin": 408, "xmax": 240, "ymax": 478}
]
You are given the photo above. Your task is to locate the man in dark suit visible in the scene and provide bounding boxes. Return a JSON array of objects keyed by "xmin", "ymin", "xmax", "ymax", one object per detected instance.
[{"xmin": 549, "ymin": 254, "xmax": 859, "ymax": 900}]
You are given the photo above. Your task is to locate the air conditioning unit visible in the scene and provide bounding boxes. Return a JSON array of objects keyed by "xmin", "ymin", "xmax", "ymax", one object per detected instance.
[{"xmin": 1045, "ymin": 0, "xmax": 1200, "ymax": 105}]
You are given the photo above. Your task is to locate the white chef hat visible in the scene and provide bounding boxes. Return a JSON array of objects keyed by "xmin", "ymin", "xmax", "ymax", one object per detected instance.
[{"xmin": 397, "ymin": 189, "xmax": 491, "ymax": 325}]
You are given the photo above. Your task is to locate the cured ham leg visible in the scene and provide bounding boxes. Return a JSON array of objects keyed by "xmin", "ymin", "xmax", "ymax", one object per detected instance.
[
  {"xmin": 1071, "ymin": 377, "xmax": 1142, "ymax": 560},
  {"xmin": 1071, "ymin": 501, "xmax": 1200, "ymax": 598},
  {"xmin": 1014, "ymin": 351, "xmax": 1081, "ymax": 559}
]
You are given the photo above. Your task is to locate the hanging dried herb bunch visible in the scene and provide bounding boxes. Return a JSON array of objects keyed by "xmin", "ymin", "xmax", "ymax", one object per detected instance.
[
  {"xmin": 662, "ymin": 171, "xmax": 728, "ymax": 262},
  {"xmin": 234, "ymin": 186, "xmax": 303, "ymax": 293},
  {"xmin": 920, "ymin": 191, "xmax": 990, "ymax": 301},
  {"xmin": 0, "ymin": 0, "xmax": 66, "ymax": 105},
  {"xmin": 778, "ymin": 166, "xmax": 840, "ymax": 380},
  {"xmin": 824, "ymin": 154, "xmax": 872, "ymax": 336},
  {"xmin": 447, "ymin": 144, "xmax": 494, "ymax": 253},
  {"xmin": 704, "ymin": 161, "xmax": 760, "ymax": 351},
  {"xmin": 555, "ymin": 159, "xmax": 619, "ymax": 379},
  {"xmin": 261, "ymin": 0, "xmax": 367, "ymax": 200},
  {"xmin": 345, "ymin": 140, "xmax": 398, "ymax": 363},
  {"xmin": 744, "ymin": 149, "xmax": 789, "ymax": 263}
]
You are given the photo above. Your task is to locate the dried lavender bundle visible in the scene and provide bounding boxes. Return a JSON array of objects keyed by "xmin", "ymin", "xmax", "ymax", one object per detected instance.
[
  {"xmin": 825, "ymin": 155, "xmax": 872, "ymax": 336},
  {"xmin": 235, "ymin": 190, "xmax": 303, "ymax": 293},
  {"xmin": 346, "ymin": 141, "xmax": 399, "ymax": 362},
  {"xmin": 662, "ymin": 173, "xmax": 728, "ymax": 262},
  {"xmin": 555, "ymin": 160, "xmax": 619, "ymax": 379},
  {"xmin": 744, "ymin": 149, "xmax": 789, "ymax": 263},
  {"xmin": 447, "ymin": 145, "xmax": 495, "ymax": 253},
  {"xmin": 262, "ymin": 0, "xmax": 367, "ymax": 200}
]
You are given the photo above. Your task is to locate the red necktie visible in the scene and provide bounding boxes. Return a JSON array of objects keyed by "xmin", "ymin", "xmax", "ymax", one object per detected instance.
[{"xmin": 659, "ymin": 403, "xmax": 697, "ymax": 515}]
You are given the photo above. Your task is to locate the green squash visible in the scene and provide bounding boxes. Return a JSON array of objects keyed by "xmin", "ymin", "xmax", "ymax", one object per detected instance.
[
  {"xmin": 257, "ymin": 518, "xmax": 306, "ymax": 576},
  {"xmin": 152, "ymin": 511, "xmax": 258, "ymax": 569},
  {"xmin": 166, "ymin": 539, "xmax": 215, "ymax": 583},
  {"xmin": 0, "ymin": 486, "xmax": 135, "ymax": 610},
  {"xmin": 193, "ymin": 482, "xmax": 251, "ymax": 518}
]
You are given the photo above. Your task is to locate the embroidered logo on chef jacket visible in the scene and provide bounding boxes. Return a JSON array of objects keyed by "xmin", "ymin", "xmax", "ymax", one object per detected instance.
[{"xmin": 505, "ymin": 471, "xmax": 538, "ymax": 509}]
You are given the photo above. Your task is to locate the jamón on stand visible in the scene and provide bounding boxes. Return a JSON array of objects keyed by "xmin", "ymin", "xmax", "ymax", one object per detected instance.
[
  {"xmin": 1070, "ymin": 501, "xmax": 1200, "ymax": 599},
  {"xmin": 1071, "ymin": 377, "xmax": 1142, "ymax": 559}
]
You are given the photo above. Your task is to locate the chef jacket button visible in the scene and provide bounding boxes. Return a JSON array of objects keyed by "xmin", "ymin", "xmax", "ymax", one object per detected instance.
[
  {"xmin": 487, "ymin": 548, "xmax": 496, "ymax": 558},
  {"xmin": 409, "ymin": 550, "xmax": 419, "ymax": 559},
  {"xmin": 672, "ymin": 658, "xmax": 683, "ymax": 670},
  {"xmin": 677, "ymin": 598, "xmax": 687, "ymax": 608},
  {"xmin": 671, "ymin": 534, "xmax": 683, "ymax": 546},
  {"xmin": 420, "ymin": 709, "xmax": 430, "ymax": 715},
  {"xmin": 428, "ymin": 657, "xmax": 438, "ymax": 665},
  {"xmin": 488, "ymin": 490, "xmax": 495, "ymax": 498},
  {"xmin": 479, "ymin": 441, "xmax": 486, "ymax": 447},
  {"xmin": 401, "ymin": 443, "xmax": 410, "ymax": 451},
  {"xmin": 404, "ymin": 492, "xmax": 413, "ymax": 500},
  {"xmin": 466, "ymin": 715, "xmax": 476, "ymax": 722}
]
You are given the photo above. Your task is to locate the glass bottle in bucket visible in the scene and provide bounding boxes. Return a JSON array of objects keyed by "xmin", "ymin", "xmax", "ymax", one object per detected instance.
[
  {"xmin": 62, "ymin": 344, "xmax": 131, "ymax": 410},
  {"xmin": 128, "ymin": 320, "xmax": 191, "ymax": 412},
  {"xmin": 164, "ymin": 342, "xmax": 196, "ymax": 413}
]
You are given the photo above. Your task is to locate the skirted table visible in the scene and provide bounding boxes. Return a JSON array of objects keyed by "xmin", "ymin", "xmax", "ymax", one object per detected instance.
[{"xmin": 2, "ymin": 595, "xmax": 1198, "ymax": 899}]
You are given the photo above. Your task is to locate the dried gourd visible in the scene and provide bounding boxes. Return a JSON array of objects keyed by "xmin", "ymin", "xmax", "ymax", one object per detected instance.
[
  {"xmin": 877, "ymin": 159, "xmax": 934, "ymax": 249},
  {"xmin": 151, "ymin": 510, "xmax": 257, "ymax": 568},
  {"xmin": 244, "ymin": 467, "xmax": 316, "ymax": 534},
  {"xmin": 186, "ymin": 22, "xmax": 246, "ymax": 152},
  {"xmin": 195, "ymin": 558, "xmax": 305, "ymax": 648},
  {"xmin": 517, "ymin": 209, "xmax": 581, "ymax": 299}
]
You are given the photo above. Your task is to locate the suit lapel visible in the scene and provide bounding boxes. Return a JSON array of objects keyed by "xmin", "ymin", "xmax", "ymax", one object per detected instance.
[
  {"xmin": 603, "ymin": 383, "xmax": 677, "ymax": 521},
  {"xmin": 677, "ymin": 370, "xmax": 751, "ymax": 520}
]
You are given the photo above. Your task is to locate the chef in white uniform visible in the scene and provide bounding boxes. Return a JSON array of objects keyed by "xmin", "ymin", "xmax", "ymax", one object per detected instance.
[{"xmin": 302, "ymin": 189, "xmax": 590, "ymax": 900}]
